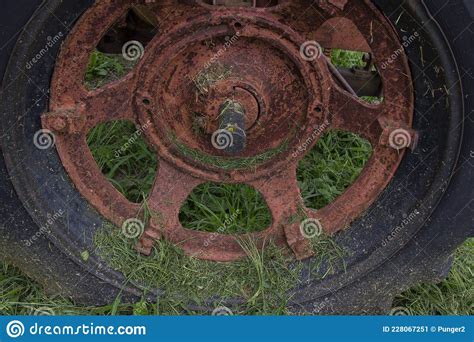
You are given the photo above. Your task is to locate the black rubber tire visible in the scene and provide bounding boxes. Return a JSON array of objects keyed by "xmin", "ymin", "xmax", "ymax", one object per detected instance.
[{"xmin": 0, "ymin": 0, "xmax": 472, "ymax": 314}]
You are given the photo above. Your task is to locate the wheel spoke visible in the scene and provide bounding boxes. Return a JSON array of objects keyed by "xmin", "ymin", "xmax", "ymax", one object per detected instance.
[
  {"xmin": 81, "ymin": 77, "xmax": 137, "ymax": 129},
  {"xmin": 148, "ymin": 159, "xmax": 204, "ymax": 214},
  {"xmin": 264, "ymin": 1, "xmax": 371, "ymax": 52},
  {"xmin": 54, "ymin": 134, "xmax": 140, "ymax": 226},
  {"xmin": 45, "ymin": 0, "xmax": 141, "ymax": 134},
  {"xmin": 307, "ymin": 144, "xmax": 402, "ymax": 235},
  {"xmin": 50, "ymin": 0, "xmax": 132, "ymax": 101},
  {"xmin": 43, "ymin": 0, "xmax": 416, "ymax": 263},
  {"xmin": 137, "ymin": 159, "xmax": 203, "ymax": 254},
  {"xmin": 249, "ymin": 167, "xmax": 314, "ymax": 260},
  {"xmin": 43, "ymin": 76, "xmax": 138, "ymax": 134},
  {"xmin": 137, "ymin": 160, "xmax": 273, "ymax": 262},
  {"xmin": 328, "ymin": 84, "xmax": 384, "ymax": 145},
  {"xmin": 313, "ymin": 17, "xmax": 371, "ymax": 53}
]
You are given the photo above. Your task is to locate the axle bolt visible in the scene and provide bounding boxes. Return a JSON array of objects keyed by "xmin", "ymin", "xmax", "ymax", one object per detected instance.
[{"xmin": 211, "ymin": 100, "xmax": 247, "ymax": 154}]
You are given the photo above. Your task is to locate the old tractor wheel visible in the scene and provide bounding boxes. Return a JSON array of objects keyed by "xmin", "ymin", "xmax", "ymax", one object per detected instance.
[{"xmin": 0, "ymin": 0, "xmax": 473, "ymax": 314}]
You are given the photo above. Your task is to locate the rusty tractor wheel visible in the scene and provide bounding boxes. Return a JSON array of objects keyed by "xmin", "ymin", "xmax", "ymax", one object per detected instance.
[{"xmin": 0, "ymin": 0, "xmax": 473, "ymax": 314}]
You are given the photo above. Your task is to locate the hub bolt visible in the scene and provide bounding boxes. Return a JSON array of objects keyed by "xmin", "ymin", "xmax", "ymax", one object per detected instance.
[{"xmin": 211, "ymin": 100, "xmax": 247, "ymax": 154}]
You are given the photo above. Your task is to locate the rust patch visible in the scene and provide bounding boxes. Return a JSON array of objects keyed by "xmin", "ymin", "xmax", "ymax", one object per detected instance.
[
  {"xmin": 313, "ymin": 17, "xmax": 371, "ymax": 53},
  {"xmin": 328, "ymin": 0, "xmax": 349, "ymax": 11},
  {"xmin": 317, "ymin": 0, "xmax": 348, "ymax": 15},
  {"xmin": 43, "ymin": 0, "xmax": 414, "ymax": 262}
]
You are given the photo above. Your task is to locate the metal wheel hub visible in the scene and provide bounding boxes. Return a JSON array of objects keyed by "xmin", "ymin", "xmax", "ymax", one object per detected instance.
[
  {"xmin": 42, "ymin": 0, "xmax": 415, "ymax": 262},
  {"xmin": 135, "ymin": 12, "xmax": 328, "ymax": 181}
]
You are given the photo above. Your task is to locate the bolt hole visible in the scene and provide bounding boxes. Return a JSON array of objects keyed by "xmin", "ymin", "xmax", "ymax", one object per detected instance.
[
  {"xmin": 143, "ymin": 98, "xmax": 151, "ymax": 105},
  {"xmin": 314, "ymin": 105, "xmax": 323, "ymax": 113},
  {"xmin": 234, "ymin": 22, "xmax": 243, "ymax": 30}
]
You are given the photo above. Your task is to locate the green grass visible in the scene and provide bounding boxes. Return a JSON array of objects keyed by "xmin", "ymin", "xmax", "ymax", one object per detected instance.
[
  {"xmin": 0, "ymin": 263, "xmax": 124, "ymax": 315},
  {"xmin": 392, "ymin": 240, "xmax": 474, "ymax": 315},
  {"xmin": 330, "ymin": 49, "xmax": 367, "ymax": 69},
  {"xmin": 94, "ymin": 225, "xmax": 301, "ymax": 314},
  {"xmin": 0, "ymin": 51, "xmax": 471, "ymax": 316},
  {"xmin": 1, "ymin": 239, "xmax": 472, "ymax": 315},
  {"xmin": 330, "ymin": 49, "xmax": 383, "ymax": 104},
  {"xmin": 179, "ymin": 183, "xmax": 272, "ymax": 234},
  {"xmin": 87, "ymin": 121, "xmax": 157, "ymax": 203},
  {"xmin": 297, "ymin": 130, "xmax": 372, "ymax": 210},
  {"xmin": 172, "ymin": 135, "xmax": 288, "ymax": 171},
  {"xmin": 84, "ymin": 51, "xmax": 136, "ymax": 89}
]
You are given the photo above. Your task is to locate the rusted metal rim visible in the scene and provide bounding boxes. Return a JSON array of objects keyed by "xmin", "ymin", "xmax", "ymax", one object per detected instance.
[{"xmin": 42, "ymin": 0, "xmax": 415, "ymax": 262}]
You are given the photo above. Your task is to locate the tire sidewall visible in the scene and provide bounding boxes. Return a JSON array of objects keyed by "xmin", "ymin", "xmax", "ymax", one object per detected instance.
[{"xmin": 0, "ymin": 0, "xmax": 472, "ymax": 310}]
